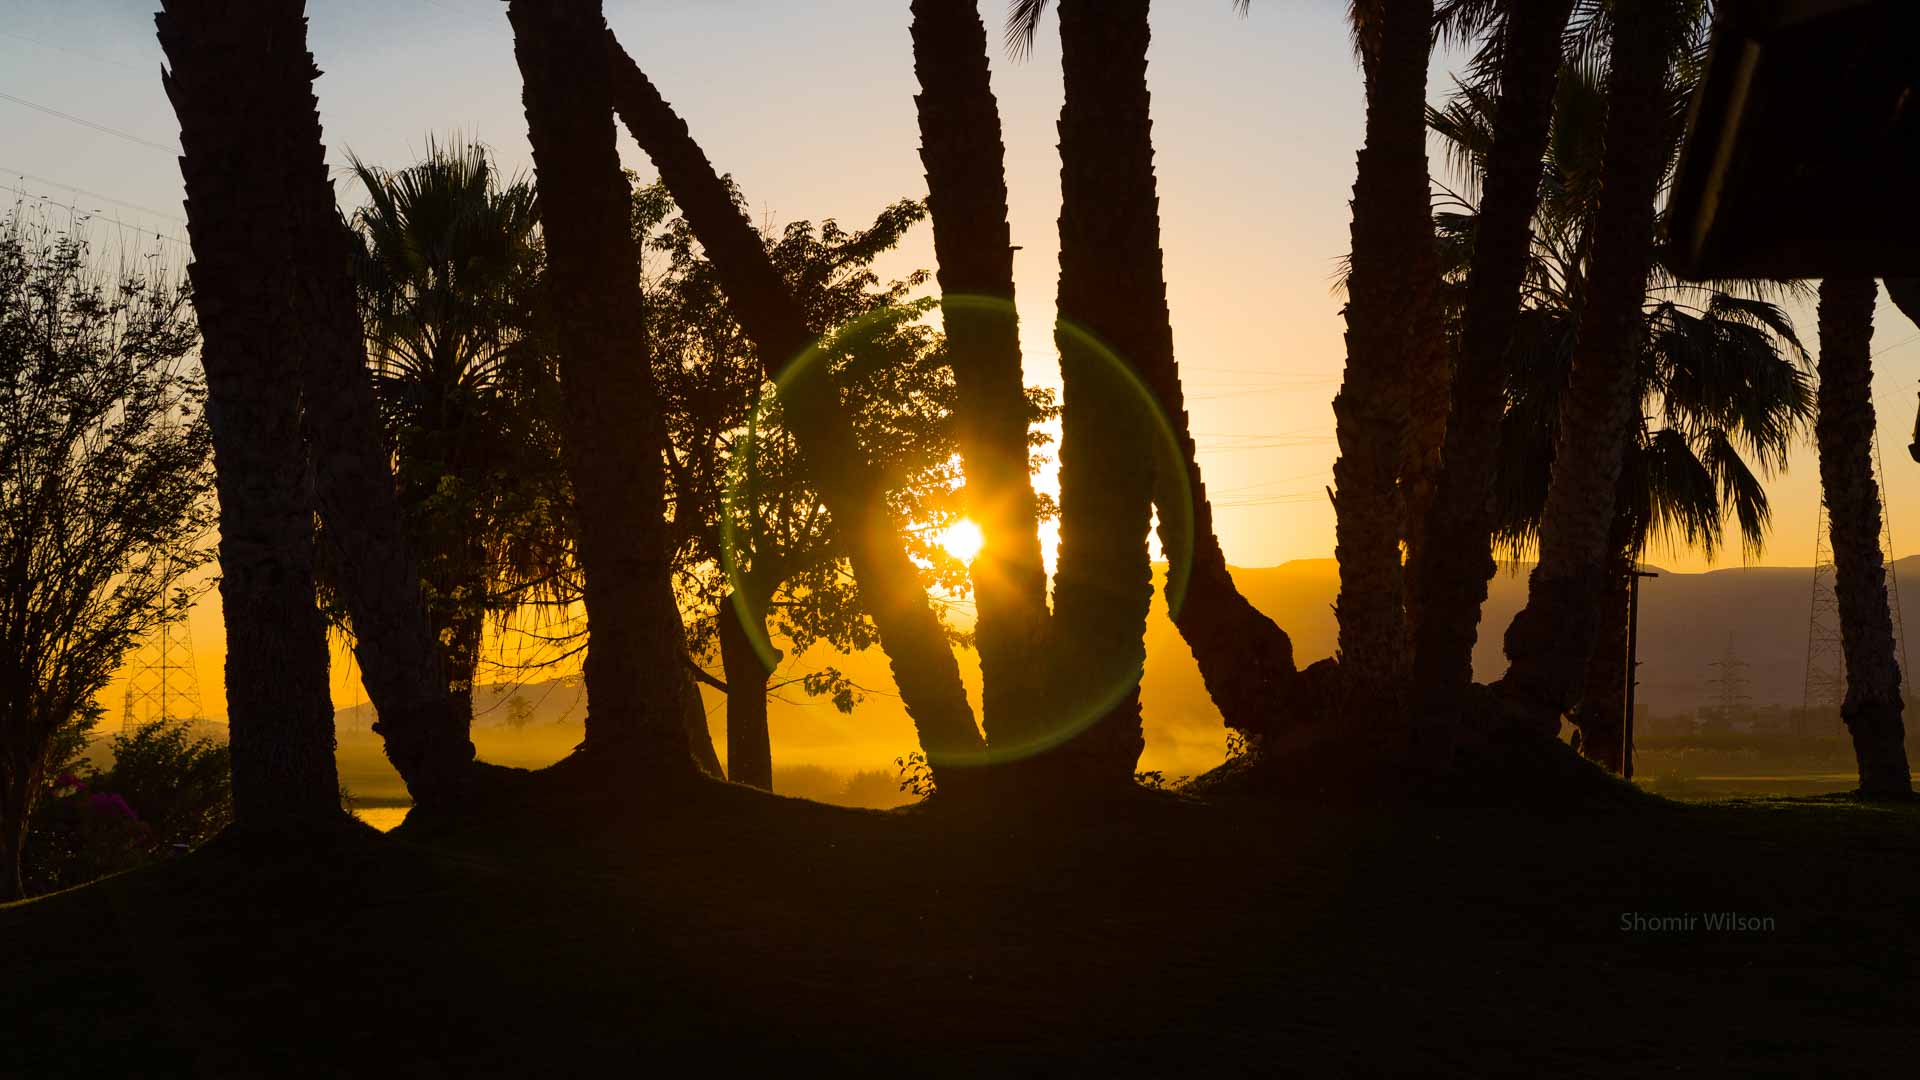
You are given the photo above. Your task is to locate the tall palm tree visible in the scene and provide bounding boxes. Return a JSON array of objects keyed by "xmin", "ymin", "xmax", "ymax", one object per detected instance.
[
  {"xmin": 1410, "ymin": 0, "xmax": 1576, "ymax": 705},
  {"xmin": 1428, "ymin": 55, "xmax": 1813, "ymax": 771},
  {"xmin": 1331, "ymin": 0, "xmax": 1442, "ymax": 687},
  {"xmin": 1491, "ymin": 294, "xmax": 1811, "ymax": 767},
  {"xmin": 1036, "ymin": 0, "xmax": 1165, "ymax": 782},
  {"xmin": 272, "ymin": 39, "xmax": 494, "ymax": 799},
  {"xmin": 1813, "ymin": 278, "xmax": 1911, "ymax": 796},
  {"xmin": 346, "ymin": 143, "xmax": 724, "ymax": 781},
  {"xmin": 155, "ymin": 0, "xmax": 343, "ymax": 825},
  {"xmin": 1006, "ymin": 0, "xmax": 1302, "ymax": 750},
  {"xmin": 1495, "ymin": 0, "xmax": 1695, "ymax": 732},
  {"xmin": 507, "ymin": 0, "xmax": 697, "ymax": 772},
  {"xmin": 602, "ymin": 31, "xmax": 986, "ymax": 785},
  {"xmin": 909, "ymin": 0, "xmax": 1053, "ymax": 752},
  {"xmin": 345, "ymin": 142, "xmax": 546, "ymax": 724}
]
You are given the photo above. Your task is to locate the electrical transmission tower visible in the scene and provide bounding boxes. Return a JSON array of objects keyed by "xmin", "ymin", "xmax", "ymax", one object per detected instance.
[
  {"xmin": 1706, "ymin": 635, "xmax": 1751, "ymax": 726},
  {"xmin": 120, "ymin": 611, "xmax": 204, "ymax": 734},
  {"xmin": 1803, "ymin": 430, "xmax": 1910, "ymax": 733}
]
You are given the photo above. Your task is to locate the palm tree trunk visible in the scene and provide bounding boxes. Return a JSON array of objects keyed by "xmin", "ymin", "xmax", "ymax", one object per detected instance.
[
  {"xmin": 1815, "ymin": 277, "xmax": 1912, "ymax": 796},
  {"xmin": 156, "ymin": 0, "xmax": 342, "ymax": 827},
  {"xmin": 509, "ymin": 0, "xmax": 697, "ymax": 773},
  {"xmin": 1056, "ymin": 0, "xmax": 1304, "ymax": 743},
  {"xmin": 1041, "ymin": 0, "xmax": 1167, "ymax": 783},
  {"xmin": 717, "ymin": 594, "xmax": 775, "ymax": 792},
  {"xmin": 603, "ymin": 35, "xmax": 985, "ymax": 783},
  {"xmin": 268, "ymin": 12, "xmax": 483, "ymax": 806},
  {"xmin": 908, "ymin": 0, "xmax": 1052, "ymax": 752},
  {"xmin": 1411, "ymin": 0, "xmax": 1576, "ymax": 700},
  {"xmin": 1571, "ymin": 528, "xmax": 1634, "ymax": 774},
  {"xmin": 1497, "ymin": 0, "xmax": 1671, "ymax": 732},
  {"xmin": 1334, "ymin": 0, "xmax": 1437, "ymax": 684}
]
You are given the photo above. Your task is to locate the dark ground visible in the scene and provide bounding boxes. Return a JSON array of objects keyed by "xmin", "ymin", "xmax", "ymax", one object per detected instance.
[{"xmin": 3, "ymin": 777, "xmax": 1916, "ymax": 1076}]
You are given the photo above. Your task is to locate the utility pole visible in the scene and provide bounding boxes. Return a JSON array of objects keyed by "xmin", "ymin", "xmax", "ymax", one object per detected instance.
[{"xmin": 1623, "ymin": 568, "xmax": 1658, "ymax": 780}]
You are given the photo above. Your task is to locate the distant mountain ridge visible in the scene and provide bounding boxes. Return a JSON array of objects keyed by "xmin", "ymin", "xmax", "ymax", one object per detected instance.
[
  {"xmin": 1211, "ymin": 555, "xmax": 1920, "ymax": 717},
  {"xmin": 329, "ymin": 555, "xmax": 1897, "ymax": 781}
]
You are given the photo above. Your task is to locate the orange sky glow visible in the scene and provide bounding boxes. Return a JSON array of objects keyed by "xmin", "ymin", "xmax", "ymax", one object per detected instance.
[{"xmin": 9, "ymin": 1, "xmax": 1920, "ymax": 737}]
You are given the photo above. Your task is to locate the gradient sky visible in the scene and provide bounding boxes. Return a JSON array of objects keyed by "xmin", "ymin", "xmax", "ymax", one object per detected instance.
[{"xmin": 9, "ymin": 0, "xmax": 1920, "ymax": 721}]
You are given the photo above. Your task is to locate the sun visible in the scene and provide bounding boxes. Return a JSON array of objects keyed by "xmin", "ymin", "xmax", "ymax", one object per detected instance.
[{"xmin": 938, "ymin": 518, "xmax": 985, "ymax": 564}]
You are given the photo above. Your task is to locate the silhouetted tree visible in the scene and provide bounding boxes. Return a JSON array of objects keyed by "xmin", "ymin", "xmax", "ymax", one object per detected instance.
[
  {"xmin": 280, "ymin": 10, "xmax": 496, "ymax": 803},
  {"xmin": 508, "ymin": 0, "xmax": 698, "ymax": 774},
  {"xmin": 642, "ymin": 185, "xmax": 1050, "ymax": 790},
  {"xmin": 1031, "ymin": 0, "xmax": 1163, "ymax": 783},
  {"xmin": 910, "ymin": 0, "xmax": 1053, "ymax": 751},
  {"xmin": 344, "ymin": 141, "xmax": 559, "ymax": 724},
  {"xmin": 1495, "ymin": 0, "xmax": 1696, "ymax": 734},
  {"xmin": 156, "ymin": 0, "xmax": 347, "ymax": 828},
  {"xmin": 1006, "ymin": 0, "xmax": 1299, "ymax": 766},
  {"xmin": 1326, "ymin": 0, "xmax": 1440, "ymax": 687},
  {"xmin": 1813, "ymin": 278, "xmax": 1911, "ymax": 796},
  {"xmin": 1410, "ymin": 0, "xmax": 1575, "ymax": 708},
  {"xmin": 1427, "ymin": 57, "xmax": 1812, "ymax": 771},
  {"xmin": 0, "ymin": 219, "xmax": 213, "ymax": 899},
  {"xmin": 603, "ymin": 32, "xmax": 987, "ymax": 787}
]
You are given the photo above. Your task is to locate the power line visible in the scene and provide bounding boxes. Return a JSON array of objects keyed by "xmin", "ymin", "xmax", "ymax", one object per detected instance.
[
  {"xmin": 1872, "ymin": 330, "xmax": 1920, "ymax": 359},
  {"xmin": 0, "ymin": 30, "xmax": 141, "ymax": 72},
  {"xmin": 0, "ymin": 89, "xmax": 176, "ymax": 155},
  {"xmin": 0, "ymin": 164, "xmax": 186, "ymax": 223},
  {"xmin": 2, "ymin": 185, "xmax": 190, "ymax": 252}
]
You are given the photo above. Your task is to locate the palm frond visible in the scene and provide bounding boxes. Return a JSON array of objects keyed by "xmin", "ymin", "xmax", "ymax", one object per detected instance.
[
  {"xmin": 1427, "ymin": 77, "xmax": 1501, "ymax": 200},
  {"xmin": 1697, "ymin": 426, "xmax": 1772, "ymax": 558},
  {"xmin": 1005, "ymin": 0, "xmax": 1050, "ymax": 59},
  {"xmin": 1636, "ymin": 426, "xmax": 1723, "ymax": 560}
]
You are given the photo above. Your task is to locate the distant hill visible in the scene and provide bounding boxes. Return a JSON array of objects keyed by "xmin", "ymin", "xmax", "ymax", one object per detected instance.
[
  {"xmin": 1215, "ymin": 555, "xmax": 1920, "ymax": 717},
  {"xmin": 333, "ymin": 555, "xmax": 1916, "ymax": 790}
]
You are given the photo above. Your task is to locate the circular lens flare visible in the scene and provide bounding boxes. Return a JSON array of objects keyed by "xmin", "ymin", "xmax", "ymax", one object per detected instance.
[{"xmin": 719, "ymin": 294, "xmax": 1194, "ymax": 769}]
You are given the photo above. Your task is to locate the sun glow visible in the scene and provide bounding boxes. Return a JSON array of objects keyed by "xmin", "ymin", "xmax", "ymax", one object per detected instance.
[{"xmin": 938, "ymin": 518, "xmax": 986, "ymax": 565}]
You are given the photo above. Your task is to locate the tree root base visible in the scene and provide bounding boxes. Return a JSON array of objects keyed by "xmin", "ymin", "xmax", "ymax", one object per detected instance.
[{"xmin": 1193, "ymin": 665, "xmax": 1648, "ymax": 810}]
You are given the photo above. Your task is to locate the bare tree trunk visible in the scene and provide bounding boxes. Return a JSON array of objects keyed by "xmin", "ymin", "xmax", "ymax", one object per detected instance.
[
  {"xmin": 1497, "ymin": 0, "xmax": 1671, "ymax": 732},
  {"xmin": 1815, "ymin": 277, "xmax": 1912, "ymax": 796},
  {"xmin": 1411, "ymin": 0, "xmax": 1576, "ymax": 702},
  {"xmin": 717, "ymin": 597, "xmax": 775, "ymax": 792},
  {"xmin": 908, "ymin": 0, "xmax": 1053, "ymax": 752},
  {"xmin": 1333, "ymin": 0, "xmax": 1436, "ymax": 685},
  {"xmin": 604, "ymin": 36, "xmax": 985, "ymax": 784},
  {"xmin": 509, "ymin": 0, "xmax": 697, "ymax": 774},
  {"xmin": 156, "ymin": 0, "xmax": 342, "ymax": 827},
  {"xmin": 0, "ymin": 755, "xmax": 36, "ymax": 901}
]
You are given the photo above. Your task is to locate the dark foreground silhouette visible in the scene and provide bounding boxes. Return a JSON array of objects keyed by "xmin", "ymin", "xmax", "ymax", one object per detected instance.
[{"xmin": 3, "ymin": 779, "xmax": 1915, "ymax": 1075}]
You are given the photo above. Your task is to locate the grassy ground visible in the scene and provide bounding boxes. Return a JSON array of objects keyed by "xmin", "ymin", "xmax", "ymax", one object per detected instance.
[{"xmin": 3, "ymin": 780, "xmax": 1916, "ymax": 1076}]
